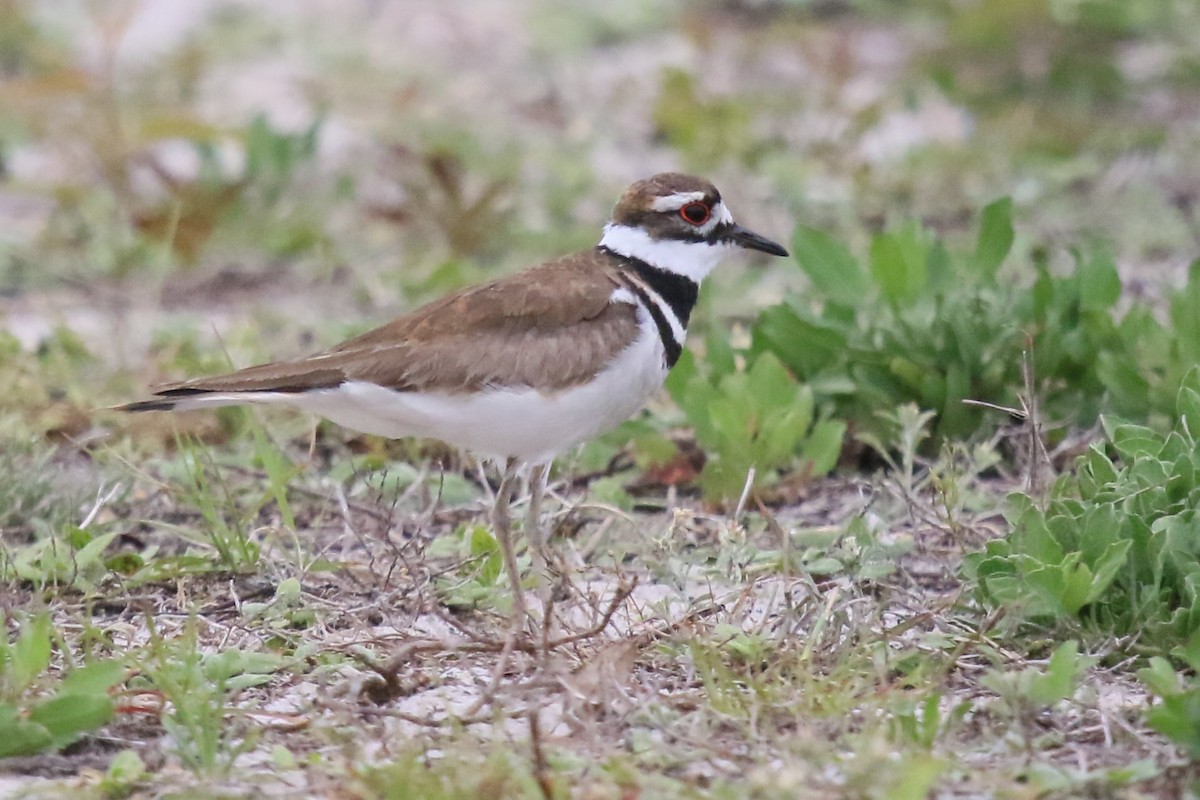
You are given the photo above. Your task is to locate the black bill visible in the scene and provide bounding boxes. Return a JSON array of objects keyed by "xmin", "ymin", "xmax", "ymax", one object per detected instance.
[{"xmin": 725, "ymin": 224, "xmax": 789, "ymax": 257}]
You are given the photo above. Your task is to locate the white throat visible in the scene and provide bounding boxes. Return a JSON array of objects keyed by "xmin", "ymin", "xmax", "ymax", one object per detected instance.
[{"xmin": 598, "ymin": 224, "xmax": 731, "ymax": 283}]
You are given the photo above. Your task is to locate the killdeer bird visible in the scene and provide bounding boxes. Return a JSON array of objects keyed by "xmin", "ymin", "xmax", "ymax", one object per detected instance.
[{"xmin": 120, "ymin": 172, "xmax": 788, "ymax": 622}]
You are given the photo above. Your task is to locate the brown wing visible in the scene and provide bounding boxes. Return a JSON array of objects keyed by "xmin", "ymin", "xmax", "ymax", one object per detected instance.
[{"xmin": 147, "ymin": 250, "xmax": 639, "ymax": 398}]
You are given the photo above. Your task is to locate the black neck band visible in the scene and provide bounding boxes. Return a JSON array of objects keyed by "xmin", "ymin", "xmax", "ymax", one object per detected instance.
[{"xmin": 599, "ymin": 246, "xmax": 700, "ymax": 368}]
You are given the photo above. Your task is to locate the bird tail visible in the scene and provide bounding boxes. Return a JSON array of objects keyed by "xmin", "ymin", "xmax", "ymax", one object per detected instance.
[
  {"xmin": 116, "ymin": 360, "xmax": 346, "ymax": 414},
  {"xmin": 115, "ymin": 388, "xmax": 315, "ymax": 414}
]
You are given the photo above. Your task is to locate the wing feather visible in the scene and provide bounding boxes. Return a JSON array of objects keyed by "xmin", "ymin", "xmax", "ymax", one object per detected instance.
[{"xmin": 141, "ymin": 250, "xmax": 639, "ymax": 399}]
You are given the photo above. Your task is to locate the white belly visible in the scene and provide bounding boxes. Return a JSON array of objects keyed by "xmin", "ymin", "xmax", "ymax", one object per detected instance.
[{"xmin": 284, "ymin": 317, "xmax": 671, "ymax": 463}]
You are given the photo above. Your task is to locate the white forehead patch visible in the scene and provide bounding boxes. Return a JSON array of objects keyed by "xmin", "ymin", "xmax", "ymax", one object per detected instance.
[{"xmin": 651, "ymin": 191, "xmax": 708, "ymax": 212}]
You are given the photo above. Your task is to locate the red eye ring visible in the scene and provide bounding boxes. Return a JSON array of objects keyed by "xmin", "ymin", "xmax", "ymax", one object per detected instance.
[{"xmin": 680, "ymin": 202, "xmax": 711, "ymax": 225}]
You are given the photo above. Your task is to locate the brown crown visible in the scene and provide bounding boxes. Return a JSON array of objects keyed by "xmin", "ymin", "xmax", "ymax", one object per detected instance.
[{"xmin": 610, "ymin": 173, "xmax": 723, "ymax": 239}]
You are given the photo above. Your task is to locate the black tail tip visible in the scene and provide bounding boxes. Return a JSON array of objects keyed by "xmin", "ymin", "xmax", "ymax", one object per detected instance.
[{"xmin": 114, "ymin": 399, "xmax": 178, "ymax": 413}]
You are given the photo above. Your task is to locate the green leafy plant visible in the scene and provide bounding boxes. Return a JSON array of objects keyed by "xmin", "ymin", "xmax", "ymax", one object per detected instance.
[
  {"xmin": 0, "ymin": 612, "xmax": 126, "ymax": 757},
  {"xmin": 164, "ymin": 423, "xmax": 306, "ymax": 573},
  {"xmin": 1139, "ymin": 631, "xmax": 1200, "ymax": 758},
  {"xmin": 429, "ymin": 524, "xmax": 512, "ymax": 611},
  {"xmin": 167, "ymin": 439, "xmax": 263, "ymax": 571},
  {"xmin": 752, "ymin": 198, "xmax": 1188, "ymax": 447},
  {"xmin": 666, "ymin": 349, "xmax": 844, "ymax": 501},
  {"xmin": 1017, "ymin": 247, "xmax": 1131, "ymax": 426},
  {"xmin": 3, "ymin": 524, "xmax": 121, "ymax": 592},
  {"xmin": 967, "ymin": 370, "xmax": 1200, "ymax": 651},
  {"xmin": 99, "ymin": 749, "xmax": 149, "ymax": 798},
  {"xmin": 142, "ymin": 620, "xmax": 281, "ymax": 776},
  {"xmin": 889, "ymin": 691, "xmax": 969, "ymax": 751},
  {"xmin": 979, "ymin": 640, "xmax": 1093, "ymax": 747},
  {"xmin": 1098, "ymin": 260, "xmax": 1200, "ymax": 426},
  {"xmin": 239, "ymin": 576, "xmax": 316, "ymax": 634},
  {"xmin": 787, "ymin": 516, "xmax": 910, "ymax": 581},
  {"xmin": 753, "ymin": 200, "xmax": 1021, "ymax": 443}
]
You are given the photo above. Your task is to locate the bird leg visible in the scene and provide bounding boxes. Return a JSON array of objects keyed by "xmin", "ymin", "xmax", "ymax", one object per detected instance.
[
  {"xmin": 524, "ymin": 462, "xmax": 551, "ymax": 612},
  {"xmin": 492, "ymin": 457, "xmax": 528, "ymax": 625}
]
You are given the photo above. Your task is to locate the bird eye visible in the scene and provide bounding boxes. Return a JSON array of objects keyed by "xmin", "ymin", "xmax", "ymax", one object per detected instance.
[{"xmin": 680, "ymin": 202, "xmax": 711, "ymax": 225}]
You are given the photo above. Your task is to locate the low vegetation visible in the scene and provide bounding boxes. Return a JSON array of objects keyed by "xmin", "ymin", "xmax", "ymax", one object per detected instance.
[{"xmin": 4, "ymin": 0, "xmax": 1200, "ymax": 797}]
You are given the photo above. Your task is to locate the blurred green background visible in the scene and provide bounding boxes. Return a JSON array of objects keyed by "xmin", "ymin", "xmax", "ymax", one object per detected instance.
[{"xmin": 4, "ymin": 0, "xmax": 1198, "ymax": 351}]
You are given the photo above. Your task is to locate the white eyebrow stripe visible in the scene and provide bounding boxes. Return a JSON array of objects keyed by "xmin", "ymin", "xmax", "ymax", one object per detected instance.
[{"xmin": 651, "ymin": 191, "xmax": 708, "ymax": 212}]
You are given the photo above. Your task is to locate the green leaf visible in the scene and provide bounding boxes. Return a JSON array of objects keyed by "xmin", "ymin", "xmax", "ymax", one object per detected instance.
[
  {"xmin": 708, "ymin": 394, "xmax": 751, "ymax": 450},
  {"xmin": 59, "ymin": 659, "xmax": 126, "ymax": 696},
  {"xmin": 1028, "ymin": 640, "xmax": 1083, "ymax": 706},
  {"xmin": 800, "ymin": 419, "xmax": 845, "ymax": 476},
  {"xmin": 751, "ymin": 305, "xmax": 848, "ymax": 378},
  {"xmin": 974, "ymin": 197, "xmax": 1014, "ymax": 276},
  {"xmin": 468, "ymin": 526, "xmax": 502, "ymax": 585},
  {"xmin": 703, "ymin": 326, "xmax": 737, "ymax": 380},
  {"xmin": 1096, "ymin": 348, "xmax": 1150, "ymax": 415},
  {"xmin": 73, "ymin": 530, "xmax": 120, "ymax": 570},
  {"xmin": 1105, "ymin": 421, "xmax": 1165, "ymax": 460},
  {"xmin": 887, "ymin": 754, "xmax": 944, "ymax": 800},
  {"xmin": 211, "ymin": 650, "xmax": 283, "ymax": 679},
  {"xmin": 0, "ymin": 705, "xmax": 52, "ymax": 758},
  {"xmin": 760, "ymin": 407, "xmax": 808, "ymax": 467},
  {"xmin": 1139, "ymin": 656, "xmax": 1181, "ymax": 697},
  {"xmin": 29, "ymin": 693, "xmax": 114, "ymax": 750},
  {"xmin": 889, "ymin": 357, "xmax": 925, "ymax": 393},
  {"xmin": 1084, "ymin": 540, "xmax": 1132, "ymax": 607},
  {"xmin": 790, "ymin": 225, "xmax": 868, "ymax": 305},
  {"xmin": 588, "ymin": 475, "xmax": 633, "ymax": 510},
  {"xmin": 104, "ymin": 749, "xmax": 147, "ymax": 786},
  {"xmin": 1169, "ymin": 261, "xmax": 1200, "ymax": 364},
  {"xmin": 1078, "ymin": 444, "xmax": 1118, "ymax": 495},
  {"xmin": 1177, "ymin": 370, "xmax": 1200, "ymax": 430},
  {"xmin": 804, "ymin": 557, "xmax": 844, "ymax": 576},
  {"xmin": 1077, "ymin": 251, "xmax": 1122, "ymax": 312},
  {"xmin": 859, "ymin": 561, "xmax": 898, "ymax": 580},
  {"xmin": 941, "ymin": 360, "xmax": 972, "ymax": 437},
  {"xmin": 11, "ymin": 614, "xmax": 52, "ymax": 692},
  {"xmin": 1058, "ymin": 561, "xmax": 1095, "ymax": 615},
  {"xmin": 1011, "ymin": 505, "xmax": 1065, "ymax": 565},
  {"xmin": 926, "ymin": 239, "xmax": 954, "ymax": 293},
  {"xmin": 665, "ymin": 349, "xmax": 720, "ymax": 444},
  {"xmin": 276, "ymin": 577, "xmax": 302, "ymax": 597},
  {"xmin": 1179, "ymin": 630, "xmax": 1200, "ymax": 674},
  {"xmin": 664, "ymin": 347, "xmax": 698, "ymax": 402},
  {"xmin": 746, "ymin": 352, "xmax": 800, "ymax": 412},
  {"xmin": 870, "ymin": 227, "xmax": 928, "ymax": 306}
]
